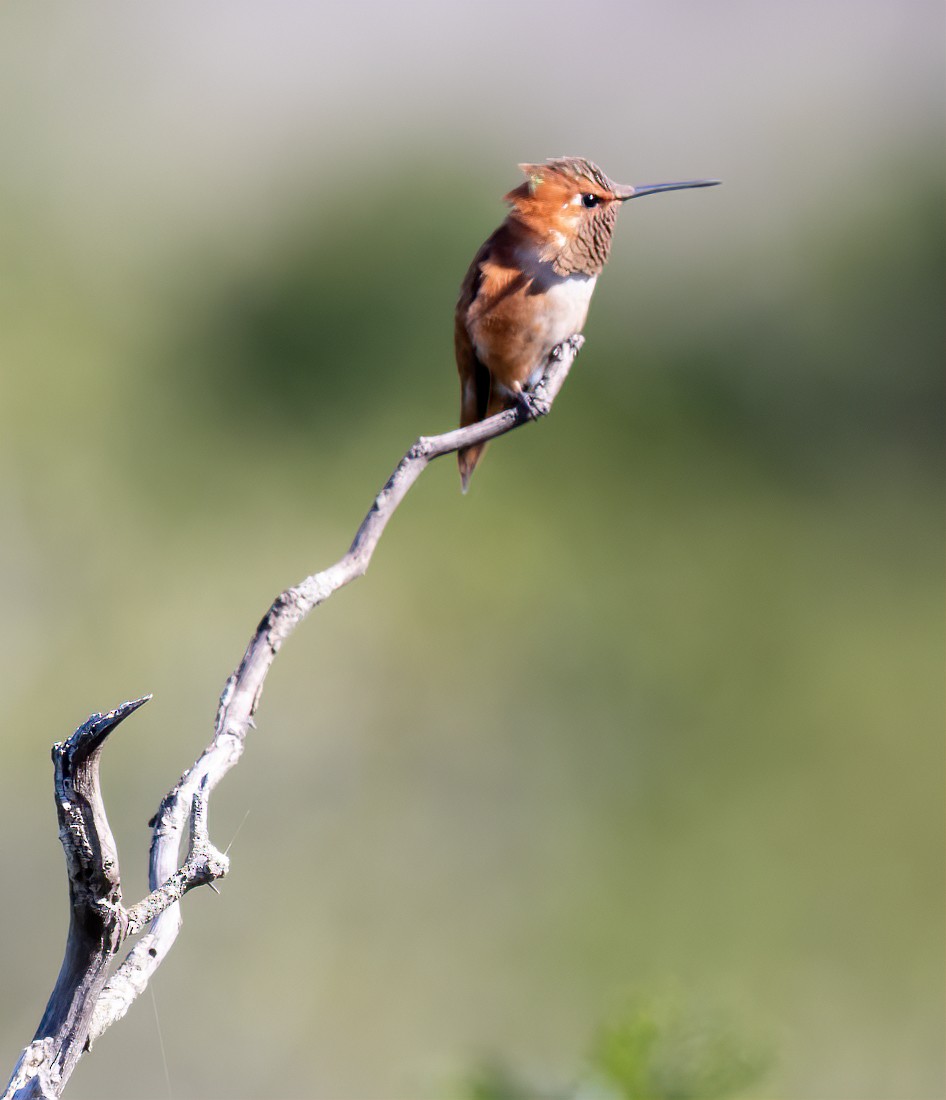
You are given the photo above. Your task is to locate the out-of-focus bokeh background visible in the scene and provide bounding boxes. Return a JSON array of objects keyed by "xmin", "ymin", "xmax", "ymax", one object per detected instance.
[{"xmin": 1, "ymin": 2, "xmax": 942, "ymax": 1098}]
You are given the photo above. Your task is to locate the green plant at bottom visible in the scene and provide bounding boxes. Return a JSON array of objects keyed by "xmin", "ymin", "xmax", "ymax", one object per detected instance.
[{"xmin": 457, "ymin": 995, "xmax": 772, "ymax": 1100}]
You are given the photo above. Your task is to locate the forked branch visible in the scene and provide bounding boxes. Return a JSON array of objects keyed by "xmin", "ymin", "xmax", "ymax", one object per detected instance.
[
  {"xmin": 4, "ymin": 334, "xmax": 583, "ymax": 1099},
  {"xmin": 3, "ymin": 701, "xmax": 228, "ymax": 1100}
]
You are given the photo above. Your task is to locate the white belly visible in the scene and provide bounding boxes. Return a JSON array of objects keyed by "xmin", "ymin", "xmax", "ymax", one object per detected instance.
[
  {"xmin": 524, "ymin": 272, "xmax": 597, "ymax": 386},
  {"xmin": 541, "ymin": 272, "xmax": 597, "ymax": 341}
]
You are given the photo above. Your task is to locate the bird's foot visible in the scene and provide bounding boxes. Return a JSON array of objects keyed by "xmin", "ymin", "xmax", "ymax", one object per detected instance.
[{"xmin": 515, "ymin": 385, "xmax": 550, "ymax": 420}]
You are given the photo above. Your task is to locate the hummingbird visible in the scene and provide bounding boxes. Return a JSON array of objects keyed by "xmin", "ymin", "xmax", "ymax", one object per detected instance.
[{"xmin": 455, "ymin": 156, "xmax": 719, "ymax": 491}]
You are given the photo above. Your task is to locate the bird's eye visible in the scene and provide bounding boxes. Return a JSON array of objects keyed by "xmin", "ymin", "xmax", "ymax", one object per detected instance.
[{"xmin": 581, "ymin": 193, "xmax": 600, "ymax": 208}]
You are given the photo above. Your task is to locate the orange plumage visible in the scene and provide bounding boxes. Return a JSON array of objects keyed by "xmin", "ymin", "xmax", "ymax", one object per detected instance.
[{"xmin": 454, "ymin": 157, "xmax": 718, "ymax": 491}]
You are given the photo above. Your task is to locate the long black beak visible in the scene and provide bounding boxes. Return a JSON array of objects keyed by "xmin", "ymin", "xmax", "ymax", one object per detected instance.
[{"xmin": 614, "ymin": 179, "xmax": 721, "ymax": 200}]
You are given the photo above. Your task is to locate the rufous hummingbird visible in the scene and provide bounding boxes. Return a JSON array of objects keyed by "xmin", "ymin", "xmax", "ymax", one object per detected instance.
[{"xmin": 455, "ymin": 156, "xmax": 719, "ymax": 491}]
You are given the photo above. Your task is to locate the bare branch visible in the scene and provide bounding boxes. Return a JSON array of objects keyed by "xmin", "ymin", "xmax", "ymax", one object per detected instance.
[
  {"xmin": 93, "ymin": 334, "xmax": 583, "ymax": 1043},
  {"xmin": 6, "ymin": 335, "xmax": 583, "ymax": 1096}
]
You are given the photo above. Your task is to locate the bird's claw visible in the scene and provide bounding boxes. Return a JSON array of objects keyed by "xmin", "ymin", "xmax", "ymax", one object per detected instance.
[
  {"xmin": 514, "ymin": 388, "xmax": 539, "ymax": 419},
  {"xmin": 515, "ymin": 387, "xmax": 551, "ymax": 420}
]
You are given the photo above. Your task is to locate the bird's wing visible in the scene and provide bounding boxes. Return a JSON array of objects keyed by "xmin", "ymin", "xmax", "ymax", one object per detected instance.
[{"xmin": 455, "ymin": 243, "xmax": 494, "ymax": 491}]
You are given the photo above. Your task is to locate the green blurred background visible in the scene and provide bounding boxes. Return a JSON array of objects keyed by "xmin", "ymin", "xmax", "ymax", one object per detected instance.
[{"xmin": 1, "ymin": 3, "xmax": 942, "ymax": 1098}]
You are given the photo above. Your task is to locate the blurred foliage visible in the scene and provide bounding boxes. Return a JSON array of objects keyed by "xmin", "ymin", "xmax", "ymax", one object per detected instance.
[
  {"xmin": 458, "ymin": 1060, "xmax": 542, "ymax": 1100},
  {"xmin": 456, "ymin": 996, "xmax": 771, "ymax": 1100},
  {"xmin": 159, "ymin": 171, "xmax": 487, "ymax": 439},
  {"xmin": 586, "ymin": 999, "xmax": 771, "ymax": 1100},
  {"xmin": 690, "ymin": 173, "xmax": 942, "ymax": 470}
]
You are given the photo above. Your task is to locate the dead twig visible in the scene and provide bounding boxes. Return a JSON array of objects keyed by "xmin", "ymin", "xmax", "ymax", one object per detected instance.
[{"xmin": 4, "ymin": 334, "xmax": 583, "ymax": 1098}]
